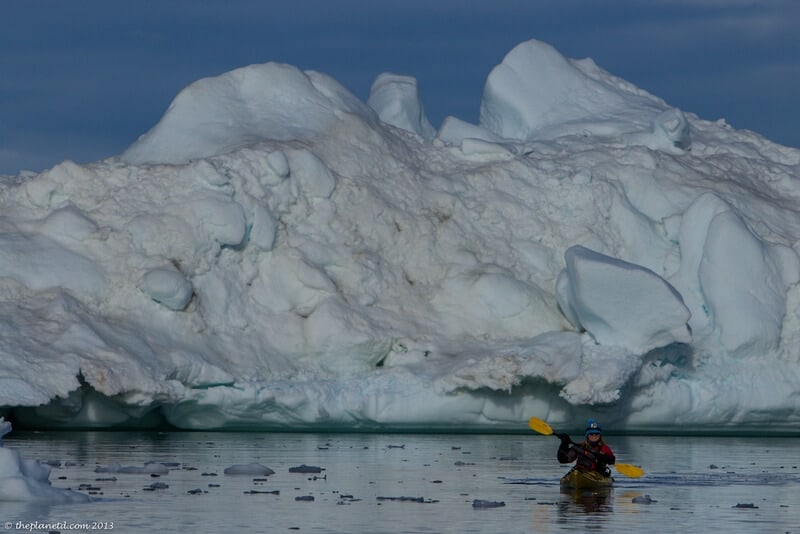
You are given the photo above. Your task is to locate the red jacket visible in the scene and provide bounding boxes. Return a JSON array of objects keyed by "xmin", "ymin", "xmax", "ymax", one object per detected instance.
[{"xmin": 558, "ymin": 438, "xmax": 615, "ymax": 474}]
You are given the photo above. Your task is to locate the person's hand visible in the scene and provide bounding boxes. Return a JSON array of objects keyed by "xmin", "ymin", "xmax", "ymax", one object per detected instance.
[
  {"xmin": 597, "ymin": 453, "xmax": 615, "ymax": 465},
  {"xmin": 557, "ymin": 433, "xmax": 572, "ymax": 445}
]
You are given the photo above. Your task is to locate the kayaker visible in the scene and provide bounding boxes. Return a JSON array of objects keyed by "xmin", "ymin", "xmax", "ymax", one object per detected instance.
[{"xmin": 556, "ymin": 418, "xmax": 616, "ymax": 477}]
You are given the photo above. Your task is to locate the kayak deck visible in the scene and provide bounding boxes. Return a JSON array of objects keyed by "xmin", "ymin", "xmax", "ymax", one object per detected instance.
[{"xmin": 560, "ymin": 468, "xmax": 613, "ymax": 490}]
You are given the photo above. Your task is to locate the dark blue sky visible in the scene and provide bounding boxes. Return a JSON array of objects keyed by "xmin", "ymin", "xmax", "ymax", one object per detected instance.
[{"xmin": 2, "ymin": 1, "xmax": 798, "ymax": 175}]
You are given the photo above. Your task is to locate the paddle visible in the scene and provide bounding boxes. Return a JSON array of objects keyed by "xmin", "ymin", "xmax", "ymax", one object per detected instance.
[{"xmin": 528, "ymin": 416, "xmax": 645, "ymax": 478}]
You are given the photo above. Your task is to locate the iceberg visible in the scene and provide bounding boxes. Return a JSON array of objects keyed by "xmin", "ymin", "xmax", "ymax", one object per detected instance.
[
  {"xmin": 0, "ymin": 418, "xmax": 89, "ymax": 502},
  {"xmin": 1, "ymin": 39, "xmax": 800, "ymax": 434}
]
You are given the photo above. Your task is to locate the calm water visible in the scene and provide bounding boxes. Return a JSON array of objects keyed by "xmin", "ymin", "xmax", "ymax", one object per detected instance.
[{"xmin": 2, "ymin": 431, "xmax": 798, "ymax": 533}]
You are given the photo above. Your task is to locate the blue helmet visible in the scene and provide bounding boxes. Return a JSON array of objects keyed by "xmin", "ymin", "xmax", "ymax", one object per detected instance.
[{"xmin": 585, "ymin": 418, "xmax": 602, "ymax": 436}]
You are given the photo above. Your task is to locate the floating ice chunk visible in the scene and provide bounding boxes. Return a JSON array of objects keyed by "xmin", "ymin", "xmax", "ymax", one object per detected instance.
[
  {"xmin": 224, "ymin": 463, "xmax": 275, "ymax": 476},
  {"xmin": 368, "ymin": 73, "xmax": 436, "ymax": 140},
  {"xmin": 556, "ymin": 245, "xmax": 691, "ymax": 353},
  {"xmin": 94, "ymin": 462, "xmax": 171, "ymax": 475},
  {"xmin": 0, "ymin": 420, "xmax": 90, "ymax": 503},
  {"xmin": 288, "ymin": 464, "xmax": 322, "ymax": 473},
  {"xmin": 0, "ymin": 448, "xmax": 90, "ymax": 502},
  {"xmin": 0, "ymin": 417, "xmax": 10, "ymax": 444},
  {"xmin": 472, "ymin": 499, "xmax": 506, "ymax": 508},
  {"xmin": 139, "ymin": 267, "xmax": 194, "ymax": 311}
]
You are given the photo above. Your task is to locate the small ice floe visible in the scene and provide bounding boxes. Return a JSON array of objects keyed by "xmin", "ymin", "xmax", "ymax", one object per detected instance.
[
  {"xmin": 77, "ymin": 484, "xmax": 102, "ymax": 495},
  {"xmin": 289, "ymin": 464, "xmax": 323, "ymax": 474},
  {"xmin": 143, "ymin": 482, "xmax": 169, "ymax": 491},
  {"xmin": 376, "ymin": 496, "xmax": 438, "ymax": 503},
  {"xmin": 631, "ymin": 494, "xmax": 657, "ymax": 504},
  {"xmin": 0, "ymin": 417, "xmax": 11, "ymax": 444},
  {"xmin": 223, "ymin": 463, "xmax": 275, "ymax": 476},
  {"xmin": 472, "ymin": 499, "xmax": 506, "ymax": 508},
  {"xmin": 94, "ymin": 462, "xmax": 171, "ymax": 475}
]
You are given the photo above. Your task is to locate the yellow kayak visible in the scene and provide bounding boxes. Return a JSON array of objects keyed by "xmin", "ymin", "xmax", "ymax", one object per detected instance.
[{"xmin": 560, "ymin": 468, "xmax": 613, "ymax": 490}]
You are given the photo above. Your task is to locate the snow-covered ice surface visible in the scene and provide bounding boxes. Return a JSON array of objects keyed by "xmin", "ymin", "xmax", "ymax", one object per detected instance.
[{"xmin": 1, "ymin": 39, "xmax": 799, "ymax": 433}]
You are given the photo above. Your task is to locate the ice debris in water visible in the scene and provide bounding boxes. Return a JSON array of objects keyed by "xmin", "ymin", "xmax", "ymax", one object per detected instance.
[
  {"xmin": 223, "ymin": 463, "xmax": 275, "ymax": 476},
  {"xmin": 94, "ymin": 462, "xmax": 171, "ymax": 475},
  {"xmin": 472, "ymin": 499, "xmax": 506, "ymax": 508},
  {"xmin": 289, "ymin": 464, "xmax": 323, "ymax": 473}
]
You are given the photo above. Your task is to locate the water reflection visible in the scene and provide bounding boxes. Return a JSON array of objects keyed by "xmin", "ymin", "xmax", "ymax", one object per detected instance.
[{"xmin": 560, "ymin": 486, "xmax": 613, "ymax": 514}]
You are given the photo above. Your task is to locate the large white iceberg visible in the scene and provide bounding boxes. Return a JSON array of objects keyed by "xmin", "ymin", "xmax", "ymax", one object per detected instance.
[{"xmin": 1, "ymin": 39, "xmax": 800, "ymax": 434}]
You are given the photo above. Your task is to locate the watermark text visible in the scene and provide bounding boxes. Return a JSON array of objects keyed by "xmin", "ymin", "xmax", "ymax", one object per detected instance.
[{"xmin": 5, "ymin": 520, "xmax": 114, "ymax": 531}]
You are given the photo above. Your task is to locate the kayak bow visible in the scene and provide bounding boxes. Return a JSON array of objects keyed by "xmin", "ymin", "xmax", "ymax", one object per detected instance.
[{"xmin": 560, "ymin": 468, "xmax": 613, "ymax": 490}]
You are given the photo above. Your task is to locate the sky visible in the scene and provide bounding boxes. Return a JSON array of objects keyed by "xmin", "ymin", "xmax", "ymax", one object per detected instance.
[{"xmin": 1, "ymin": 0, "xmax": 799, "ymax": 176}]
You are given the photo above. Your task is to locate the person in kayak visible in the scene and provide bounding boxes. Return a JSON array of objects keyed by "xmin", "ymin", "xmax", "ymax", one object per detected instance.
[{"xmin": 557, "ymin": 418, "xmax": 616, "ymax": 477}]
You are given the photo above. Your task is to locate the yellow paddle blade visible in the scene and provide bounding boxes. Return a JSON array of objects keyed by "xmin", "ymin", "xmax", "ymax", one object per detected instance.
[
  {"xmin": 528, "ymin": 416, "xmax": 554, "ymax": 436},
  {"xmin": 614, "ymin": 463, "xmax": 644, "ymax": 478}
]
